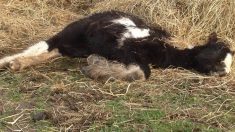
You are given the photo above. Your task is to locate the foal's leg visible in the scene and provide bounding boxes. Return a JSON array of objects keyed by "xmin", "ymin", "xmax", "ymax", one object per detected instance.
[
  {"xmin": 0, "ymin": 41, "xmax": 61, "ymax": 71},
  {"xmin": 82, "ymin": 55, "xmax": 147, "ymax": 82},
  {"xmin": 9, "ymin": 49, "xmax": 61, "ymax": 71}
]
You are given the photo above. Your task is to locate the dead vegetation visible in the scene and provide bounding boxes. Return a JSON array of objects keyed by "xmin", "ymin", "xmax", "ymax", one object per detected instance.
[
  {"xmin": 0, "ymin": 0, "xmax": 235, "ymax": 131},
  {"xmin": 93, "ymin": 0, "xmax": 235, "ymax": 49}
]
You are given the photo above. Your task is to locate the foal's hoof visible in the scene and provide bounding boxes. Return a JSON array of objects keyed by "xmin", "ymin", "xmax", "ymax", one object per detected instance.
[
  {"xmin": 0, "ymin": 63, "xmax": 6, "ymax": 69},
  {"xmin": 9, "ymin": 59, "xmax": 21, "ymax": 71}
]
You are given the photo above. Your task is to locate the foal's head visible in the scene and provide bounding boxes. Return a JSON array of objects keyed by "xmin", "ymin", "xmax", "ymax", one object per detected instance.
[{"xmin": 194, "ymin": 33, "xmax": 234, "ymax": 76}]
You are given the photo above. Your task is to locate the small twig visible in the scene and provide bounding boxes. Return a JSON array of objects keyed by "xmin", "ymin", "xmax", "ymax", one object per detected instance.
[
  {"xmin": 217, "ymin": 99, "xmax": 231, "ymax": 112},
  {"xmin": 0, "ymin": 87, "xmax": 9, "ymax": 90},
  {"xmin": 95, "ymin": 88, "xmax": 116, "ymax": 97},
  {"xmin": 113, "ymin": 119, "xmax": 134, "ymax": 127},
  {"xmin": 6, "ymin": 114, "xmax": 24, "ymax": 125},
  {"xmin": 206, "ymin": 78, "xmax": 233, "ymax": 89},
  {"xmin": 206, "ymin": 108, "xmax": 233, "ymax": 122},
  {"xmin": 104, "ymin": 77, "xmax": 116, "ymax": 85},
  {"xmin": 32, "ymin": 69, "xmax": 53, "ymax": 82},
  {"xmin": 199, "ymin": 112, "xmax": 212, "ymax": 121},
  {"xmin": 0, "ymin": 111, "xmax": 25, "ymax": 121},
  {"xmin": 5, "ymin": 125, "xmax": 14, "ymax": 131},
  {"xmin": 16, "ymin": 123, "xmax": 25, "ymax": 132},
  {"xmin": 75, "ymin": 81, "xmax": 93, "ymax": 89},
  {"xmin": 65, "ymin": 124, "xmax": 73, "ymax": 132},
  {"xmin": 95, "ymin": 83, "xmax": 131, "ymax": 97},
  {"xmin": 114, "ymin": 83, "xmax": 131, "ymax": 96},
  {"xmin": 205, "ymin": 95, "xmax": 222, "ymax": 102}
]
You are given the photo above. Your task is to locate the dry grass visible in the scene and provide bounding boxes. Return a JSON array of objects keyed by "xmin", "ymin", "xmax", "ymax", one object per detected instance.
[
  {"xmin": 0, "ymin": 0, "xmax": 235, "ymax": 131},
  {"xmin": 92, "ymin": 0, "xmax": 235, "ymax": 48},
  {"xmin": 0, "ymin": 0, "xmax": 88, "ymax": 52}
]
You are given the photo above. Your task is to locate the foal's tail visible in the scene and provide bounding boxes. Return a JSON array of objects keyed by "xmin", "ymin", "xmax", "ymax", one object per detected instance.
[{"xmin": 81, "ymin": 54, "xmax": 146, "ymax": 82}]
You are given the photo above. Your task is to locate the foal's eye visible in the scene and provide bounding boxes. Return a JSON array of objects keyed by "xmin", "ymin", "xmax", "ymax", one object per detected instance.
[
  {"xmin": 205, "ymin": 64, "xmax": 212, "ymax": 68},
  {"xmin": 216, "ymin": 61, "xmax": 222, "ymax": 65},
  {"xmin": 218, "ymin": 61, "xmax": 225, "ymax": 65}
]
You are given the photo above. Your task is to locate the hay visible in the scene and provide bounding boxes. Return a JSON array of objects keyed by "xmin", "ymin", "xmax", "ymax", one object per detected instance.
[
  {"xmin": 1, "ymin": 0, "xmax": 235, "ymax": 131},
  {"xmin": 0, "ymin": 0, "xmax": 92, "ymax": 54},
  {"xmin": 92, "ymin": 0, "xmax": 235, "ymax": 48},
  {"xmin": 1, "ymin": 0, "xmax": 235, "ymax": 49}
]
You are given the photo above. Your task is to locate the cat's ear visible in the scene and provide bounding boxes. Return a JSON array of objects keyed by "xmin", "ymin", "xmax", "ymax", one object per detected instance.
[{"xmin": 207, "ymin": 32, "xmax": 218, "ymax": 45}]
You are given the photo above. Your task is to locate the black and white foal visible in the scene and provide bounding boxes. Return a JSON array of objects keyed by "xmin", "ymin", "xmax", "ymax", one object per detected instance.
[{"xmin": 0, "ymin": 11, "xmax": 233, "ymax": 81}]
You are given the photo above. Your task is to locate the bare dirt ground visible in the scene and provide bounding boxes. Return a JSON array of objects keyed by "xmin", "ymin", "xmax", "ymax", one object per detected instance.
[{"xmin": 0, "ymin": 0, "xmax": 235, "ymax": 131}]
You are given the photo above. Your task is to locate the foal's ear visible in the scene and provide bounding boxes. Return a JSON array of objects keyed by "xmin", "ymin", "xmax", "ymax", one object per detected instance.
[
  {"xmin": 208, "ymin": 32, "xmax": 218, "ymax": 44},
  {"xmin": 231, "ymin": 51, "xmax": 235, "ymax": 56}
]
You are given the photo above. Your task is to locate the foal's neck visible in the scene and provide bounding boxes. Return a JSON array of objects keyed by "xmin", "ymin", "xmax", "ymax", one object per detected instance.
[{"xmin": 135, "ymin": 39, "xmax": 200, "ymax": 69}]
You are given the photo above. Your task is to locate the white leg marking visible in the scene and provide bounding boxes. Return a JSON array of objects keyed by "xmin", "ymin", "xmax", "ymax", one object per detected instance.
[
  {"xmin": 9, "ymin": 49, "xmax": 61, "ymax": 71},
  {"xmin": 223, "ymin": 53, "xmax": 233, "ymax": 73},
  {"xmin": 0, "ymin": 41, "xmax": 49, "ymax": 68},
  {"xmin": 22, "ymin": 41, "xmax": 49, "ymax": 56},
  {"xmin": 0, "ymin": 54, "xmax": 22, "ymax": 68}
]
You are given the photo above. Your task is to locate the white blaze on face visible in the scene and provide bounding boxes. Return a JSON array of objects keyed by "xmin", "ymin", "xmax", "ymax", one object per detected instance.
[
  {"xmin": 223, "ymin": 53, "xmax": 233, "ymax": 73},
  {"xmin": 112, "ymin": 17, "xmax": 150, "ymax": 47}
]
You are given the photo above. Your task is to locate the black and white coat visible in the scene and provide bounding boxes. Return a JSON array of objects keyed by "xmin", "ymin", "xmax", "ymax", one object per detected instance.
[{"xmin": 0, "ymin": 11, "xmax": 233, "ymax": 81}]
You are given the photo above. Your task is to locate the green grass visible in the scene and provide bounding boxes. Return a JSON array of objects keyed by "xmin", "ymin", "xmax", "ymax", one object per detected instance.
[
  {"xmin": 1, "ymin": 0, "xmax": 235, "ymax": 131},
  {"xmin": 33, "ymin": 121, "xmax": 57, "ymax": 132},
  {"xmin": 1, "ymin": 64, "xmax": 235, "ymax": 131},
  {"xmin": 89, "ymin": 99, "xmax": 220, "ymax": 132}
]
